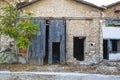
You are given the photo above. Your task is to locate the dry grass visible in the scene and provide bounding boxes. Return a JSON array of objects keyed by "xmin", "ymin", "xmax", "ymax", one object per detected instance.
[{"xmin": 0, "ymin": 63, "xmax": 35, "ymax": 71}]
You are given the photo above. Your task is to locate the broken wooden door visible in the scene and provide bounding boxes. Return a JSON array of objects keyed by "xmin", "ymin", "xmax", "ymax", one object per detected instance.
[{"xmin": 48, "ymin": 20, "xmax": 66, "ymax": 64}]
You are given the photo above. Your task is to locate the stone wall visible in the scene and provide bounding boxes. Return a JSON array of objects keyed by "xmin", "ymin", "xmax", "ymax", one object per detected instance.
[
  {"xmin": 21, "ymin": 0, "xmax": 101, "ymax": 17},
  {"xmin": 0, "ymin": 35, "xmax": 27, "ymax": 64},
  {"xmin": 0, "ymin": 35, "xmax": 14, "ymax": 51},
  {"xmin": 0, "ymin": 0, "xmax": 17, "ymax": 7},
  {"xmin": 66, "ymin": 19, "xmax": 103, "ymax": 64},
  {"xmin": 104, "ymin": 4, "xmax": 120, "ymax": 19}
]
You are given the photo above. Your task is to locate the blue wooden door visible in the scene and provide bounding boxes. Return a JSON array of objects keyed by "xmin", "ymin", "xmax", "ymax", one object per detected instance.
[
  {"xmin": 29, "ymin": 19, "xmax": 66, "ymax": 65},
  {"xmin": 49, "ymin": 20, "xmax": 66, "ymax": 64},
  {"xmin": 29, "ymin": 19, "xmax": 46, "ymax": 64}
]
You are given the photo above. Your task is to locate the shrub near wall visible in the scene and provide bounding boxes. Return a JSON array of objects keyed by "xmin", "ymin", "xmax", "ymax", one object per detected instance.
[{"xmin": 0, "ymin": 4, "xmax": 39, "ymax": 64}]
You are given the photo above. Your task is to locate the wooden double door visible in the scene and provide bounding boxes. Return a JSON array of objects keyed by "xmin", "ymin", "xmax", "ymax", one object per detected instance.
[{"xmin": 29, "ymin": 19, "xmax": 66, "ymax": 64}]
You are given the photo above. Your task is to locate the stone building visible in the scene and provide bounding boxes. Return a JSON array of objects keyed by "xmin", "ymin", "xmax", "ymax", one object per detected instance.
[
  {"xmin": 17, "ymin": 0, "xmax": 103, "ymax": 65},
  {"xmin": 0, "ymin": 0, "xmax": 104, "ymax": 65},
  {"xmin": 103, "ymin": 1, "xmax": 120, "ymax": 61}
]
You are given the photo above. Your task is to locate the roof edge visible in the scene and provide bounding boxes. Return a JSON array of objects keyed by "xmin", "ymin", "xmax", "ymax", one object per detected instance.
[
  {"xmin": 105, "ymin": 1, "xmax": 120, "ymax": 8},
  {"xmin": 17, "ymin": 0, "xmax": 104, "ymax": 10},
  {"xmin": 17, "ymin": 0, "xmax": 40, "ymax": 9},
  {"xmin": 75, "ymin": 0, "xmax": 103, "ymax": 10}
]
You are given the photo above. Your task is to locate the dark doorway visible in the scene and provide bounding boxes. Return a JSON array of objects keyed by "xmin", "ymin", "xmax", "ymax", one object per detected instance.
[
  {"xmin": 112, "ymin": 40, "xmax": 117, "ymax": 52},
  {"xmin": 44, "ymin": 20, "xmax": 49, "ymax": 64},
  {"xmin": 103, "ymin": 40, "xmax": 109, "ymax": 59},
  {"xmin": 52, "ymin": 42, "xmax": 60, "ymax": 64},
  {"xmin": 73, "ymin": 37, "xmax": 85, "ymax": 61}
]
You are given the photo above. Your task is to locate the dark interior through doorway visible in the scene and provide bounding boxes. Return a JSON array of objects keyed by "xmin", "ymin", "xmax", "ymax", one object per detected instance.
[
  {"xmin": 112, "ymin": 40, "xmax": 117, "ymax": 52},
  {"xmin": 103, "ymin": 40, "xmax": 109, "ymax": 59},
  {"xmin": 44, "ymin": 20, "xmax": 49, "ymax": 64},
  {"xmin": 73, "ymin": 37, "xmax": 85, "ymax": 61},
  {"xmin": 52, "ymin": 42, "xmax": 60, "ymax": 64}
]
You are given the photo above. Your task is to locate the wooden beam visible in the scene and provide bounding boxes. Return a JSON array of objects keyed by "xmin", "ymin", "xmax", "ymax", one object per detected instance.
[{"xmin": 18, "ymin": 17, "xmax": 103, "ymax": 21}]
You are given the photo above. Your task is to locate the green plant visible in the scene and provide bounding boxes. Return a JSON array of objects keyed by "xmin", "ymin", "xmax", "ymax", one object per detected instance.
[
  {"xmin": 0, "ymin": 4, "xmax": 39, "ymax": 50},
  {"xmin": 16, "ymin": 36, "xmax": 31, "ymax": 49}
]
